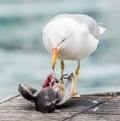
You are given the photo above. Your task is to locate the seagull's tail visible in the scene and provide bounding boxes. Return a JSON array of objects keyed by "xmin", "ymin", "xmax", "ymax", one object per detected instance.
[{"xmin": 98, "ymin": 23, "xmax": 106, "ymax": 35}]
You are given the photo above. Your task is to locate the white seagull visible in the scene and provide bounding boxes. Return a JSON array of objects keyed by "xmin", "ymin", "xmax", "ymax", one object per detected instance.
[{"xmin": 43, "ymin": 14, "xmax": 105, "ymax": 97}]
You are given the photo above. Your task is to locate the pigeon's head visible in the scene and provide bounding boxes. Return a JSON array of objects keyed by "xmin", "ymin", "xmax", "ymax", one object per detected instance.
[{"xmin": 35, "ymin": 88, "xmax": 58, "ymax": 113}]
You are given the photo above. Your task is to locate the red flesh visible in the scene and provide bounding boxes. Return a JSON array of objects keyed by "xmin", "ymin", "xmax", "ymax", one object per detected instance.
[{"xmin": 42, "ymin": 74, "xmax": 54, "ymax": 88}]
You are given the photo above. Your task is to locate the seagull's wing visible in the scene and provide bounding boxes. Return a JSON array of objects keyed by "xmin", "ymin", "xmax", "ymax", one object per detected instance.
[{"xmin": 51, "ymin": 14, "xmax": 105, "ymax": 41}]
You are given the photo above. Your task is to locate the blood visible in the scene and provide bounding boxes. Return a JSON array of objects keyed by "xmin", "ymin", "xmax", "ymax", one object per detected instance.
[{"xmin": 42, "ymin": 74, "xmax": 54, "ymax": 88}]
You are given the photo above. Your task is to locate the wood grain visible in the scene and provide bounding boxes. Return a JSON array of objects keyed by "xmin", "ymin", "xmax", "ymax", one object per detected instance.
[{"xmin": 0, "ymin": 92, "xmax": 119, "ymax": 121}]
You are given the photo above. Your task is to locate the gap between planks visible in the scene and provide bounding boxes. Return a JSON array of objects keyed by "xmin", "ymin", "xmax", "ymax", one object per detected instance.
[
  {"xmin": 0, "ymin": 94, "xmax": 20, "ymax": 104},
  {"xmin": 62, "ymin": 92, "xmax": 120, "ymax": 121}
]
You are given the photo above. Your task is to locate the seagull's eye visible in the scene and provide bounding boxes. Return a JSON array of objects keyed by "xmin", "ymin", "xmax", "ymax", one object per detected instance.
[
  {"xmin": 61, "ymin": 38, "xmax": 65, "ymax": 43},
  {"xmin": 58, "ymin": 38, "xmax": 66, "ymax": 48},
  {"xmin": 48, "ymin": 39, "xmax": 52, "ymax": 44}
]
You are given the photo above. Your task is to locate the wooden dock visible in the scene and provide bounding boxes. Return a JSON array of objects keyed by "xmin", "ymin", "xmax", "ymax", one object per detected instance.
[{"xmin": 0, "ymin": 92, "xmax": 120, "ymax": 121}]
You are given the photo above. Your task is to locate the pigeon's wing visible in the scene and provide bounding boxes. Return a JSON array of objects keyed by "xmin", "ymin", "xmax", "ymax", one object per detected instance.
[
  {"xmin": 18, "ymin": 83, "xmax": 37, "ymax": 101},
  {"xmin": 57, "ymin": 73, "xmax": 74, "ymax": 106}
]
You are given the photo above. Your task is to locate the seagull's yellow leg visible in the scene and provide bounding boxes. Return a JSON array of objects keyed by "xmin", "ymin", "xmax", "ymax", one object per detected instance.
[
  {"xmin": 60, "ymin": 60, "xmax": 65, "ymax": 93},
  {"xmin": 72, "ymin": 62, "xmax": 80, "ymax": 98}
]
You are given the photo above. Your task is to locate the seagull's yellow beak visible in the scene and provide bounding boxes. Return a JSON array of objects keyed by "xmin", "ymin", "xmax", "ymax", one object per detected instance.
[{"xmin": 52, "ymin": 48, "xmax": 58, "ymax": 68}]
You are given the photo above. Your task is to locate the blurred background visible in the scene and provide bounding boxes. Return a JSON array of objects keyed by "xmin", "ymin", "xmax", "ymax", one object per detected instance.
[{"xmin": 0, "ymin": 0, "xmax": 120, "ymax": 99}]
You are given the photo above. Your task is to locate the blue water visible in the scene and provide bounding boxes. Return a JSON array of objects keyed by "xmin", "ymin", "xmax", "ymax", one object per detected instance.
[{"xmin": 0, "ymin": 0, "xmax": 120, "ymax": 99}]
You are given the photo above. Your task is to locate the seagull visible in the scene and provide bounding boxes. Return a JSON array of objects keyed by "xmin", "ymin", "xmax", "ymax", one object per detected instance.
[{"xmin": 43, "ymin": 14, "xmax": 105, "ymax": 97}]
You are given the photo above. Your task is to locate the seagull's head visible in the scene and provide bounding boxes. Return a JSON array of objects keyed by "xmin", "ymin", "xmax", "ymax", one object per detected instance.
[
  {"xmin": 43, "ymin": 18, "xmax": 72, "ymax": 69},
  {"xmin": 51, "ymin": 37, "xmax": 66, "ymax": 69}
]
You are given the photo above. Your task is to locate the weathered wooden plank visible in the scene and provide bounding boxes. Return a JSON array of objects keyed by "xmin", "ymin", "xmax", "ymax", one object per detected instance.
[
  {"xmin": 65, "ymin": 113, "xmax": 120, "ymax": 121},
  {"xmin": 87, "ymin": 95, "xmax": 120, "ymax": 115},
  {"xmin": 0, "ymin": 92, "xmax": 119, "ymax": 121},
  {"xmin": 62, "ymin": 93, "xmax": 120, "ymax": 121},
  {"xmin": 0, "ymin": 94, "xmax": 20, "ymax": 104}
]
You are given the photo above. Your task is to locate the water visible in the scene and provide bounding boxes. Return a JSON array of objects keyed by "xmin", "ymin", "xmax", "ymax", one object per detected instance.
[{"xmin": 0, "ymin": 0, "xmax": 120, "ymax": 99}]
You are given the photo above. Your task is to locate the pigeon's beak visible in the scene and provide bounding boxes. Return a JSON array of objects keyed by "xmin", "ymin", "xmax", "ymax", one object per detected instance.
[{"xmin": 52, "ymin": 48, "xmax": 58, "ymax": 68}]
